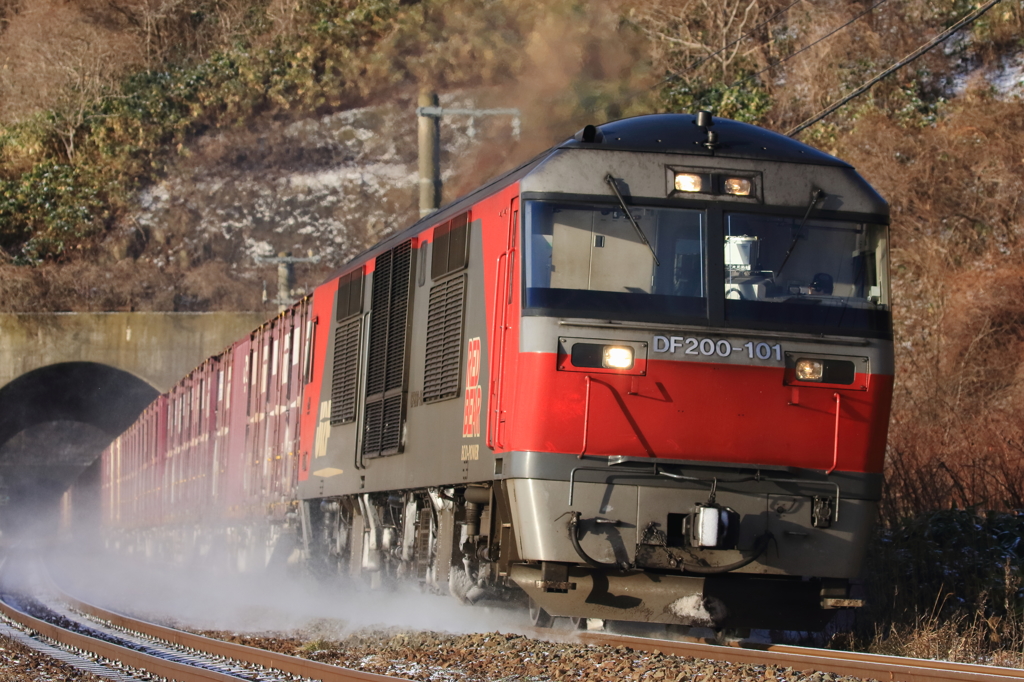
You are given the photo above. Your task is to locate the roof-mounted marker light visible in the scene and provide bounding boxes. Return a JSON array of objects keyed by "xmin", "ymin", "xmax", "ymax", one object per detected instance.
[
  {"xmin": 724, "ymin": 177, "xmax": 752, "ymax": 196},
  {"xmin": 674, "ymin": 172, "xmax": 703, "ymax": 193}
]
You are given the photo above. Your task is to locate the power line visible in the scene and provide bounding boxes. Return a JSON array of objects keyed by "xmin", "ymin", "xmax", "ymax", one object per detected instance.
[
  {"xmin": 730, "ymin": 0, "xmax": 894, "ymax": 91},
  {"xmin": 787, "ymin": 0, "xmax": 1005, "ymax": 137}
]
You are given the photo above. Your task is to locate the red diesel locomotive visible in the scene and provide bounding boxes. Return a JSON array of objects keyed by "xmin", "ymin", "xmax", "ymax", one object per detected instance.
[{"xmin": 94, "ymin": 113, "xmax": 893, "ymax": 629}]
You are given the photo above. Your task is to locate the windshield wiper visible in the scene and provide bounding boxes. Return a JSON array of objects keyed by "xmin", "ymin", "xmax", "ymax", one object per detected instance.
[
  {"xmin": 604, "ymin": 173, "xmax": 660, "ymax": 266},
  {"xmin": 776, "ymin": 188, "xmax": 826, "ymax": 277}
]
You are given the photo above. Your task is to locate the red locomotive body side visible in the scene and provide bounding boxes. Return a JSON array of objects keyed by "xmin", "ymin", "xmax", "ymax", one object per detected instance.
[
  {"xmin": 298, "ymin": 279, "xmax": 337, "ymax": 482},
  {"xmin": 476, "ymin": 185, "xmax": 522, "ymax": 452}
]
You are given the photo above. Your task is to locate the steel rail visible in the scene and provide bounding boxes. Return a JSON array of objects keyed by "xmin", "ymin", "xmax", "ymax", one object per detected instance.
[
  {"xmin": 55, "ymin": 588, "xmax": 401, "ymax": 682},
  {"xmin": 1, "ymin": 581, "xmax": 401, "ymax": 682},
  {"xmin": 0, "ymin": 595, "xmax": 239, "ymax": 682},
  {"xmin": 573, "ymin": 631, "xmax": 1024, "ymax": 682},
  {"xmin": 24, "ymin": 556, "xmax": 1024, "ymax": 682}
]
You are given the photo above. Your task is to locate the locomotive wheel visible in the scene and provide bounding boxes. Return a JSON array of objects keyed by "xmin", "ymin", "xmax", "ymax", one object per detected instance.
[{"xmin": 528, "ymin": 599, "xmax": 555, "ymax": 628}]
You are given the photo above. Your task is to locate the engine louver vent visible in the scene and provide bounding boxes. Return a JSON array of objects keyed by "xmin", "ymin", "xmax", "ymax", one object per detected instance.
[
  {"xmin": 385, "ymin": 240, "xmax": 412, "ymax": 393},
  {"xmin": 365, "ymin": 250, "xmax": 392, "ymax": 399},
  {"xmin": 363, "ymin": 240, "xmax": 414, "ymax": 458},
  {"xmin": 423, "ymin": 274, "xmax": 466, "ymax": 403},
  {"xmin": 362, "ymin": 401, "xmax": 383, "ymax": 456},
  {"xmin": 380, "ymin": 394, "xmax": 404, "ymax": 453},
  {"xmin": 329, "ymin": 318, "xmax": 361, "ymax": 425}
]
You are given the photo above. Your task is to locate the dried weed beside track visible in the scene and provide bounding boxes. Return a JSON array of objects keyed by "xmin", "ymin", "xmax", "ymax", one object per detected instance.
[{"xmin": 850, "ymin": 508, "xmax": 1024, "ymax": 666}]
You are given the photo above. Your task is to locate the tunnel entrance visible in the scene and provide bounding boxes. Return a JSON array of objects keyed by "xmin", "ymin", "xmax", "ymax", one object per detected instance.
[{"xmin": 0, "ymin": 362, "xmax": 159, "ymax": 541}]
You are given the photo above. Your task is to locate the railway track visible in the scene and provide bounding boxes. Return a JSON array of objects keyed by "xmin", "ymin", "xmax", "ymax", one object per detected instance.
[
  {"xmin": 0, "ymin": 557, "xmax": 401, "ymax": 682},
  {"xmin": 4, "ymin": 555, "xmax": 1024, "ymax": 682},
  {"xmin": 568, "ymin": 629, "xmax": 1024, "ymax": 682}
]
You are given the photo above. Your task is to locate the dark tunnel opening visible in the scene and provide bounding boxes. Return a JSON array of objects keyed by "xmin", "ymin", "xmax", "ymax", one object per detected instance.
[{"xmin": 0, "ymin": 362, "xmax": 159, "ymax": 543}]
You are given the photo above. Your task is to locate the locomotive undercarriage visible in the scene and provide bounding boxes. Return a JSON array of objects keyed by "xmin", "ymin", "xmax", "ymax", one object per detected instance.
[
  {"xmin": 300, "ymin": 453, "xmax": 872, "ymax": 630},
  {"xmin": 302, "ymin": 484, "xmax": 521, "ymax": 606}
]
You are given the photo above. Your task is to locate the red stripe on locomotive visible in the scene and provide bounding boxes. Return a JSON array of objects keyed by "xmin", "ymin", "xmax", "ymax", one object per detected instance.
[{"xmin": 508, "ymin": 354, "xmax": 892, "ymax": 474}]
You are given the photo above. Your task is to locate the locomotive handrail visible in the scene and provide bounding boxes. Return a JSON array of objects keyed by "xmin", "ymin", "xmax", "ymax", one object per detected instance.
[
  {"xmin": 605, "ymin": 455, "xmax": 802, "ymax": 474},
  {"xmin": 826, "ymin": 392, "xmax": 841, "ymax": 475},
  {"xmin": 579, "ymin": 375, "xmax": 592, "ymax": 458},
  {"xmin": 487, "ymin": 251, "xmax": 507, "ymax": 449}
]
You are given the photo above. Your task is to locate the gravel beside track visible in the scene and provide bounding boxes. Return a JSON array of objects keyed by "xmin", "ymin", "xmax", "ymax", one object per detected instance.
[
  {"xmin": 199, "ymin": 629, "xmax": 870, "ymax": 682},
  {"xmin": 0, "ymin": 633, "xmax": 105, "ymax": 682}
]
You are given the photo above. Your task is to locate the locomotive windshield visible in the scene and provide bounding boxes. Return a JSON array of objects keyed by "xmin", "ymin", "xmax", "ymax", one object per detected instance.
[
  {"xmin": 523, "ymin": 200, "xmax": 890, "ymax": 335},
  {"xmin": 524, "ymin": 201, "xmax": 706, "ymax": 321},
  {"xmin": 723, "ymin": 213, "xmax": 889, "ymax": 334}
]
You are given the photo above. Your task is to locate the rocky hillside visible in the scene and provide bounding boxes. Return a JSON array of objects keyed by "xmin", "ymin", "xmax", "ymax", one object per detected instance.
[{"xmin": 2, "ymin": 0, "xmax": 1024, "ymax": 516}]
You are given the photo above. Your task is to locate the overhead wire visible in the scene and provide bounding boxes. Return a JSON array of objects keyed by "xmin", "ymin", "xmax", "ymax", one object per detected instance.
[
  {"xmin": 787, "ymin": 0, "xmax": 1006, "ymax": 136},
  {"xmin": 633, "ymin": 0, "xmax": 805, "ymax": 102},
  {"xmin": 728, "ymin": 0, "xmax": 895, "ymax": 91}
]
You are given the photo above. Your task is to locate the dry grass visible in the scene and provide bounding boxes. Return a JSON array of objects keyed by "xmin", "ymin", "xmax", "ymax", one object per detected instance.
[
  {"xmin": 868, "ymin": 611, "xmax": 1024, "ymax": 668},
  {"xmin": 0, "ymin": 256, "xmax": 285, "ymax": 311},
  {"xmin": 834, "ymin": 96, "xmax": 1024, "ymax": 520},
  {"xmin": 0, "ymin": 1, "xmax": 142, "ymax": 127},
  {"xmin": 2, "ymin": 0, "xmax": 1024, "ymax": 520},
  {"xmin": 851, "ymin": 509, "xmax": 1024, "ymax": 665}
]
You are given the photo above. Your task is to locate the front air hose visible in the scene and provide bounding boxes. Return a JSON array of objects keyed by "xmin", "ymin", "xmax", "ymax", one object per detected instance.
[
  {"xmin": 567, "ymin": 511, "xmax": 773, "ymax": 574},
  {"xmin": 567, "ymin": 511, "xmax": 631, "ymax": 570}
]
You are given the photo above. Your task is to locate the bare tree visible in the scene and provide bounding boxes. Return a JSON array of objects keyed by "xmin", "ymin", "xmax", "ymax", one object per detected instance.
[
  {"xmin": 627, "ymin": 0, "xmax": 774, "ymax": 82},
  {"xmin": 0, "ymin": 0, "xmax": 142, "ymax": 154}
]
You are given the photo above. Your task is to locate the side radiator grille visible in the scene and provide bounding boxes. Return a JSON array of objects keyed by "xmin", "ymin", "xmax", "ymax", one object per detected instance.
[
  {"xmin": 385, "ymin": 240, "xmax": 412, "ymax": 393},
  {"xmin": 365, "ymin": 249, "xmax": 392, "ymax": 399},
  {"xmin": 363, "ymin": 240, "xmax": 414, "ymax": 458},
  {"xmin": 423, "ymin": 274, "xmax": 466, "ymax": 403},
  {"xmin": 380, "ymin": 394, "xmax": 404, "ymax": 454},
  {"xmin": 329, "ymin": 318, "xmax": 361, "ymax": 425},
  {"xmin": 362, "ymin": 401, "xmax": 383, "ymax": 456}
]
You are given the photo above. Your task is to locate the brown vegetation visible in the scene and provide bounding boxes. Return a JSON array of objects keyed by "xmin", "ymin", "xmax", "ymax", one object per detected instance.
[
  {"xmin": 836, "ymin": 95, "xmax": 1024, "ymax": 520},
  {"xmin": 2, "ymin": 0, "xmax": 1024, "ymax": 520},
  {"xmin": 3, "ymin": 0, "xmax": 1024, "ymax": 658}
]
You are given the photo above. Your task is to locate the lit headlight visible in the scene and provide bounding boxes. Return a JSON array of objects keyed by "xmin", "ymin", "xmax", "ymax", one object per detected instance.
[
  {"xmin": 724, "ymin": 177, "xmax": 752, "ymax": 196},
  {"xmin": 795, "ymin": 359, "xmax": 824, "ymax": 381},
  {"xmin": 674, "ymin": 172, "xmax": 703, "ymax": 193},
  {"xmin": 603, "ymin": 346, "xmax": 634, "ymax": 369}
]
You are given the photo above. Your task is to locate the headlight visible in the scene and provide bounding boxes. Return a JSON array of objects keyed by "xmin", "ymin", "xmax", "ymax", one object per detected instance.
[
  {"xmin": 795, "ymin": 359, "xmax": 824, "ymax": 381},
  {"xmin": 674, "ymin": 172, "xmax": 703, "ymax": 193},
  {"xmin": 724, "ymin": 177, "xmax": 752, "ymax": 196},
  {"xmin": 603, "ymin": 346, "xmax": 634, "ymax": 369}
]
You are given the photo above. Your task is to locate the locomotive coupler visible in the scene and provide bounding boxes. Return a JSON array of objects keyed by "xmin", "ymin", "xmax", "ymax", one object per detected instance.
[
  {"xmin": 687, "ymin": 504, "xmax": 740, "ymax": 550},
  {"xmin": 686, "ymin": 480, "xmax": 740, "ymax": 550}
]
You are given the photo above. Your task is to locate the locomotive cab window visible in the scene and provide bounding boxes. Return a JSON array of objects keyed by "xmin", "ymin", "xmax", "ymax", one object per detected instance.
[
  {"xmin": 723, "ymin": 213, "xmax": 889, "ymax": 334},
  {"xmin": 524, "ymin": 201, "xmax": 706, "ymax": 321}
]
